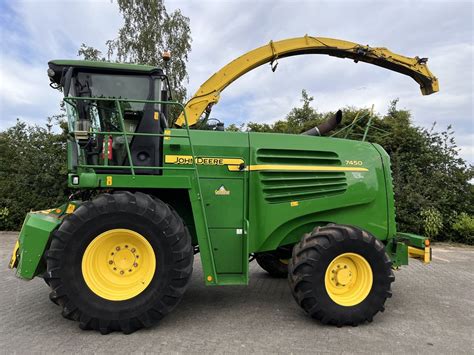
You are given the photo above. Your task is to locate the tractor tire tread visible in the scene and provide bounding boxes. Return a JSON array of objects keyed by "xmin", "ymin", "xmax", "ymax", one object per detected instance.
[
  {"xmin": 255, "ymin": 252, "xmax": 290, "ymax": 278},
  {"xmin": 288, "ymin": 224, "xmax": 394, "ymax": 326},
  {"xmin": 44, "ymin": 192, "xmax": 193, "ymax": 334}
]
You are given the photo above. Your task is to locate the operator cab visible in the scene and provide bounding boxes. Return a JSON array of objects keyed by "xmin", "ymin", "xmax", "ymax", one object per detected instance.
[{"xmin": 48, "ymin": 60, "xmax": 171, "ymax": 175}]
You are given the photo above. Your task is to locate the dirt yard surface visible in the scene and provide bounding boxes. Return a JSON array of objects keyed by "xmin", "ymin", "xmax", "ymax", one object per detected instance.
[{"xmin": 1, "ymin": 231, "xmax": 473, "ymax": 353}]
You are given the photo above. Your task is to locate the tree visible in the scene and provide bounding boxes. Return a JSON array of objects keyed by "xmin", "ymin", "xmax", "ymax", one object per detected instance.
[
  {"xmin": 78, "ymin": 44, "xmax": 103, "ymax": 61},
  {"xmin": 452, "ymin": 213, "xmax": 474, "ymax": 244},
  {"xmin": 285, "ymin": 89, "xmax": 321, "ymax": 131},
  {"xmin": 79, "ymin": 0, "xmax": 192, "ymax": 107},
  {"xmin": 372, "ymin": 100, "xmax": 473, "ymax": 242}
]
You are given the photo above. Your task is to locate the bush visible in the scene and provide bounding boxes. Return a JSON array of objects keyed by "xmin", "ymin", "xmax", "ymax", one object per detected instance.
[
  {"xmin": 0, "ymin": 119, "xmax": 69, "ymax": 230},
  {"xmin": 421, "ymin": 208, "xmax": 443, "ymax": 240},
  {"xmin": 451, "ymin": 213, "xmax": 474, "ymax": 245}
]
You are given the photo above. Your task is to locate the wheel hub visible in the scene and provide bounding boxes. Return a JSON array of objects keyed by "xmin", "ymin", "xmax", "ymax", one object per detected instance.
[
  {"xmin": 109, "ymin": 244, "xmax": 140, "ymax": 275},
  {"xmin": 324, "ymin": 253, "xmax": 373, "ymax": 307},
  {"xmin": 81, "ymin": 229, "xmax": 156, "ymax": 301},
  {"xmin": 330, "ymin": 263, "xmax": 353, "ymax": 286}
]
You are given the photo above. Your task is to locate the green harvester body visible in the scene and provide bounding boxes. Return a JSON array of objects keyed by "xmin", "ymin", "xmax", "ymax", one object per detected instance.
[{"xmin": 10, "ymin": 59, "xmax": 429, "ymax": 285}]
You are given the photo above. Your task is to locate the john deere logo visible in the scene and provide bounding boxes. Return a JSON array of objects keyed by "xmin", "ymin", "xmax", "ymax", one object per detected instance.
[
  {"xmin": 164, "ymin": 155, "xmax": 244, "ymax": 167},
  {"xmin": 215, "ymin": 185, "xmax": 230, "ymax": 196}
]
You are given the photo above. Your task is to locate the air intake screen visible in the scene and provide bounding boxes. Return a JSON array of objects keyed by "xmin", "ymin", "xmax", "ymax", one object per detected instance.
[{"xmin": 257, "ymin": 149, "xmax": 348, "ymax": 203}]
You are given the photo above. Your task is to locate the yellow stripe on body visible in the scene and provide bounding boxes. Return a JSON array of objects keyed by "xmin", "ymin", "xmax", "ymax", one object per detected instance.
[
  {"xmin": 227, "ymin": 164, "xmax": 368, "ymax": 172},
  {"xmin": 164, "ymin": 155, "xmax": 368, "ymax": 173}
]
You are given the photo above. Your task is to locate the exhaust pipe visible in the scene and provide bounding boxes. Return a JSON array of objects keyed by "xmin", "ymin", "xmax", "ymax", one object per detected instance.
[{"xmin": 302, "ymin": 110, "xmax": 342, "ymax": 136}]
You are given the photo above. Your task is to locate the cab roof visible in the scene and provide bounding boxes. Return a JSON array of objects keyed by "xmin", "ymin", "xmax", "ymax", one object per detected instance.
[
  {"xmin": 49, "ymin": 59, "xmax": 159, "ymax": 72},
  {"xmin": 48, "ymin": 59, "xmax": 163, "ymax": 87}
]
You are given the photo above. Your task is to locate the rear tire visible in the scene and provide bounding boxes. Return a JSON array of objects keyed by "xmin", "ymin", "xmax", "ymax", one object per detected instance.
[
  {"xmin": 255, "ymin": 250, "xmax": 291, "ymax": 278},
  {"xmin": 45, "ymin": 191, "xmax": 193, "ymax": 334},
  {"xmin": 288, "ymin": 224, "xmax": 394, "ymax": 326}
]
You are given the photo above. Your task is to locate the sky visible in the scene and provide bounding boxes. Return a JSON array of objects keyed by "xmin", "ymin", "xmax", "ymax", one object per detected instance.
[{"xmin": 0, "ymin": 0, "xmax": 472, "ymax": 163}]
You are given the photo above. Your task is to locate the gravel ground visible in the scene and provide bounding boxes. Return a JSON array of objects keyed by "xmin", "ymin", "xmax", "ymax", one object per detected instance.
[{"xmin": 0, "ymin": 231, "xmax": 473, "ymax": 354}]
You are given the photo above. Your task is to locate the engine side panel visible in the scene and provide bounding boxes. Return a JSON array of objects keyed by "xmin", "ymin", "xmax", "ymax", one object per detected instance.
[{"xmin": 247, "ymin": 132, "xmax": 390, "ymax": 252}]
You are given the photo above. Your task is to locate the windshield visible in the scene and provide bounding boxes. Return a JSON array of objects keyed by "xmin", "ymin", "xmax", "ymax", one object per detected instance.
[
  {"xmin": 75, "ymin": 72, "xmax": 154, "ymax": 109},
  {"xmin": 66, "ymin": 71, "xmax": 167, "ymax": 170}
]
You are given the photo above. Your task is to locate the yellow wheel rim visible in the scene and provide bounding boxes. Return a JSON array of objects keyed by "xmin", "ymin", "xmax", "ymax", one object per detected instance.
[
  {"xmin": 81, "ymin": 229, "xmax": 156, "ymax": 301},
  {"xmin": 324, "ymin": 253, "xmax": 373, "ymax": 307}
]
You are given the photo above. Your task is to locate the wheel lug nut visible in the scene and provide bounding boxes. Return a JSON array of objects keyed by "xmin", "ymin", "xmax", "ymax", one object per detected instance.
[
  {"xmin": 111, "ymin": 252, "xmax": 114, "ymax": 256},
  {"xmin": 125, "ymin": 245, "xmax": 128, "ymax": 248},
  {"xmin": 116, "ymin": 247, "xmax": 120, "ymax": 251},
  {"xmin": 344, "ymin": 265, "xmax": 347, "ymax": 269},
  {"xmin": 120, "ymin": 270, "xmax": 124, "ymax": 275},
  {"xmin": 131, "ymin": 248, "xmax": 136, "ymax": 253},
  {"xmin": 113, "ymin": 267, "xmax": 117, "ymax": 270},
  {"xmin": 108, "ymin": 260, "xmax": 113, "ymax": 265},
  {"xmin": 133, "ymin": 263, "xmax": 138, "ymax": 267},
  {"xmin": 129, "ymin": 269, "xmax": 132, "ymax": 272}
]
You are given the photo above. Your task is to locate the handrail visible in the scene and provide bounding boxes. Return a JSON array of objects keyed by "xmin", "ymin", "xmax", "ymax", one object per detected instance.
[
  {"xmin": 63, "ymin": 96, "xmax": 194, "ymax": 174},
  {"xmin": 330, "ymin": 106, "xmax": 389, "ymax": 141}
]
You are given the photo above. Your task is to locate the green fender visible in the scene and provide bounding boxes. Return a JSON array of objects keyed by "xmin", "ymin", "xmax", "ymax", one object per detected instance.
[
  {"xmin": 11, "ymin": 202, "xmax": 80, "ymax": 280},
  {"xmin": 14, "ymin": 212, "xmax": 61, "ymax": 279}
]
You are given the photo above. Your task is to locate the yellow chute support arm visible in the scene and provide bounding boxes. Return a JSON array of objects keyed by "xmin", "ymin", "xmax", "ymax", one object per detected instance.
[{"xmin": 175, "ymin": 35, "xmax": 439, "ymax": 127}]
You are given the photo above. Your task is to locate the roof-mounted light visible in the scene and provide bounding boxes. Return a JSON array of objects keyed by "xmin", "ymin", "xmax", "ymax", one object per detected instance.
[{"xmin": 162, "ymin": 51, "xmax": 171, "ymax": 62}]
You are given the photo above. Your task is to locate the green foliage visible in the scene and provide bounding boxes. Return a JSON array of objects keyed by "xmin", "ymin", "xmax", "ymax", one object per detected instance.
[
  {"xmin": 78, "ymin": 0, "xmax": 192, "ymax": 118},
  {"xmin": 78, "ymin": 44, "xmax": 104, "ymax": 61},
  {"xmin": 226, "ymin": 123, "xmax": 245, "ymax": 132},
  {"xmin": 420, "ymin": 208, "xmax": 443, "ymax": 239},
  {"xmin": 451, "ymin": 213, "xmax": 474, "ymax": 244},
  {"xmin": 373, "ymin": 100, "xmax": 474, "ymax": 243},
  {"xmin": 0, "ymin": 207, "xmax": 9, "ymax": 223},
  {"xmin": 0, "ymin": 119, "xmax": 69, "ymax": 230}
]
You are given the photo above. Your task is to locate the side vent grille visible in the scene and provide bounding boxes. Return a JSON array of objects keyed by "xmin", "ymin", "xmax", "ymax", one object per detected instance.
[
  {"xmin": 257, "ymin": 148, "xmax": 342, "ymax": 166},
  {"xmin": 257, "ymin": 149, "xmax": 348, "ymax": 203}
]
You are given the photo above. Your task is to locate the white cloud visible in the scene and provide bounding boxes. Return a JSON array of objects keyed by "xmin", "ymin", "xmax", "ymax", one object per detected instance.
[
  {"xmin": 0, "ymin": 56, "xmax": 60, "ymax": 128},
  {"xmin": 0, "ymin": 0, "xmax": 122, "ymax": 127},
  {"xmin": 1, "ymin": 0, "xmax": 472, "ymax": 163}
]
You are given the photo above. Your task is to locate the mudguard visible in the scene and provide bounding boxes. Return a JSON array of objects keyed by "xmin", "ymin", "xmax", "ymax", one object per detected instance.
[{"xmin": 8, "ymin": 203, "xmax": 79, "ymax": 280}]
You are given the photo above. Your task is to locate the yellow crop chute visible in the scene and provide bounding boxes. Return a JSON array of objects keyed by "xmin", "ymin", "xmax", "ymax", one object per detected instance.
[{"xmin": 175, "ymin": 35, "xmax": 439, "ymax": 127}]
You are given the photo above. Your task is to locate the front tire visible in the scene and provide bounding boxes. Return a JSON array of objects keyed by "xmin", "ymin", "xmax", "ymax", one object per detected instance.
[
  {"xmin": 288, "ymin": 224, "xmax": 394, "ymax": 326},
  {"xmin": 45, "ymin": 192, "xmax": 193, "ymax": 334}
]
